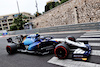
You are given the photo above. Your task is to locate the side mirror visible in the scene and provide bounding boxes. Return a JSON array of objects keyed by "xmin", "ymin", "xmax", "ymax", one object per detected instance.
[{"xmin": 51, "ymin": 37, "xmax": 53, "ymax": 39}]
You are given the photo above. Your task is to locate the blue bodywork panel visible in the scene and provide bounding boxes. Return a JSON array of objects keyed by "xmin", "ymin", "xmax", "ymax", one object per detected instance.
[
  {"xmin": 23, "ymin": 34, "xmax": 55, "ymax": 51},
  {"xmin": 23, "ymin": 38, "xmax": 36, "ymax": 45},
  {"xmin": 28, "ymin": 41, "xmax": 40, "ymax": 50},
  {"xmin": 23, "ymin": 34, "xmax": 40, "ymax": 50},
  {"xmin": 84, "ymin": 44, "xmax": 91, "ymax": 56}
]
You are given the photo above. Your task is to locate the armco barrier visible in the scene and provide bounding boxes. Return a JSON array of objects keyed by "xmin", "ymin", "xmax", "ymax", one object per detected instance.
[
  {"xmin": 15, "ymin": 30, "xmax": 26, "ymax": 35},
  {"xmin": 8, "ymin": 22, "xmax": 100, "ymax": 35}
]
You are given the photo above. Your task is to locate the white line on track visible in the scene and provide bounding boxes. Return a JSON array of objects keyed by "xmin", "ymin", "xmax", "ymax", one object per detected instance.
[
  {"xmin": 91, "ymin": 50, "xmax": 100, "ymax": 56},
  {"xmin": 76, "ymin": 38, "xmax": 100, "ymax": 41},
  {"xmin": 83, "ymin": 33, "xmax": 100, "ymax": 35},
  {"xmin": 89, "ymin": 43, "xmax": 100, "ymax": 46},
  {"xmin": 80, "ymin": 35, "xmax": 100, "ymax": 37},
  {"xmin": 77, "ymin": 32, "xmax": 100, "ymax": 41},
  {"xmin": 48, "ymin": 57, "xmax": 100, "ymax": 67}
]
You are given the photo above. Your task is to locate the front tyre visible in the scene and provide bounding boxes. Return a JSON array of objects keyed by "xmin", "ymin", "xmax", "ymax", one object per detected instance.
[{"xmin": 54, "ymin": 43, "xmax": 70, "ymax": 59}]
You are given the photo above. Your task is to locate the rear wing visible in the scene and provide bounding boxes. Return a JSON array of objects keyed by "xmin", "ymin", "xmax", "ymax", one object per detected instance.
[{"xmin": 7, "ymin": 35, "xmax": 27, "ymax": 44}]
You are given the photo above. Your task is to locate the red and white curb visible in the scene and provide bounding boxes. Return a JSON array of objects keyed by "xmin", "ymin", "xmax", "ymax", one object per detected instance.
[
  {"xmin": 0, "ymin": 35, "xmax": 17, "ymax": 38},
  {"xmin": 0, "ymin": 36, "xmax": 3, "ymax": 38}
]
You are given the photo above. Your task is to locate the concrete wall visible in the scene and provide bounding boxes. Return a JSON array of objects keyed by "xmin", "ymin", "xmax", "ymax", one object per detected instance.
[
  {"xmin": 9, "ymin": 22, "xmax": 100, "ymax": 35},
  {"xmin": 31, "ymin": 0, "xmax": 100, "ymax": 28}
]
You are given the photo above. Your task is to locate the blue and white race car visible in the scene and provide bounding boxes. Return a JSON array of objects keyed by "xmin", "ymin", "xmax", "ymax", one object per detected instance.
[
  {"xmin": 6, "ymin": 34, "xmax": 91, "ymax": 61},
  {"xmin": 6, "ymin": 34, "xmax": 59, "ymax": 55}
]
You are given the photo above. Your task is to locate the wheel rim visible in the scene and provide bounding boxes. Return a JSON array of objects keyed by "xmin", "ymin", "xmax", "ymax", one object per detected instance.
[{"xmin": 54, "ymin": 46, "xmax": 67, "ymax": 59}]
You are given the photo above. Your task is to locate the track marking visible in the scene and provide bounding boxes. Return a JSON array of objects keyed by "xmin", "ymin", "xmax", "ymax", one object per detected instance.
[
  {"xmin": 48, "ymin": 57, "xmax": 100, "ymax": 67},
  {"xmin": 89, "ymin": 43, "xmax": 100, "ymax": 46},
  {"xmin": 80, "ymin": 35, "xmax": 100, "ymax": 37},
  {"xmin": 77, "ymin": 32, "xmax": 100, "ymax": 41},
  {"xmin": 83, "ymin": 33, "xmax": 100, "ymax": 35},
  {"xmin": 76, "ymin": 38, "xmax": 100, "ymax": 41},
  {"xmin": 91, "ymin": 50, "xmax": 100, "ymax": 56}
]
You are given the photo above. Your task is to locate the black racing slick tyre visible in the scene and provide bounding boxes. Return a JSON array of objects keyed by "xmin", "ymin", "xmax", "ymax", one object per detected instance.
[
  {"xmin": 6, "ymin": 43, "xmax": 17, "ymax": 54},
  {"xmin": 54, "ymin": 43, "xmax": 70, "ymax": 59},
  {"xmin": 67, "ymin": 36, "xmax": 76, "ymax": 42}
]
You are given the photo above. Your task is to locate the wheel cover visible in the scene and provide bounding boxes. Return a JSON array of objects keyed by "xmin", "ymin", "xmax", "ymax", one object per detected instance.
[{"xmin": 54, "ymin": 46, "xmax": 67, "ymax": 59}]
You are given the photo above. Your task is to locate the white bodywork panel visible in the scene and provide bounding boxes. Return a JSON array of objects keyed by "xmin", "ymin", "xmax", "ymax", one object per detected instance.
[
  {"xmin": 73, "ymin": 48, "xmax": 85, "ymax": 54},
  {"xmin": 65, "ymin": 39, "xmax": 87, "ymax": 48},
  {"xmin": 51, "ymin": 38, "xmax": 66, "ymax": 42},
  {"xmin": 51, "ymin": 38, "xmax": 87, "ymax": 48}
]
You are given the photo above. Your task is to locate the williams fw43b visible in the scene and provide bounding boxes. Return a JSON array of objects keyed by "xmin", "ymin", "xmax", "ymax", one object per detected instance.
[
  {"xmin": 6, "ymin": 34, "xmax": 59, "ymax": 55},
  {"xmin": 53, "ymin": 36, "xmax": 91, "ymax": 61},
  {"xmin": 6, "ymin": 34, "xmax": 91, "ymax": 61}
]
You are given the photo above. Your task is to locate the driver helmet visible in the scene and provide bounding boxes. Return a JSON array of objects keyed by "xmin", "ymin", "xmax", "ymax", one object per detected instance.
[
  {"xmin": 35, "ymin": 32, "xmax": 40, "ymax": 38},
  {"xmin": 40, "ymin": 36, "xmax": 45, "ymax": 40}
]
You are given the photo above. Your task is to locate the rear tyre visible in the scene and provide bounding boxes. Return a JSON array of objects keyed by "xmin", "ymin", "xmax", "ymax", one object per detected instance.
[
  {"xmin": 6, "ymin": 43, "xmax": 17, "ymax": 54},
  {"xmin": 54, "ymin": 43, "xmax": 70, "ymax": 59}
]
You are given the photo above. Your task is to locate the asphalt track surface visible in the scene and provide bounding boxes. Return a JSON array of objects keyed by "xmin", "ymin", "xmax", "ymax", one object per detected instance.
[{"xmin": 0, "ymin": 32, "xmax": 100, "ymax": 67}]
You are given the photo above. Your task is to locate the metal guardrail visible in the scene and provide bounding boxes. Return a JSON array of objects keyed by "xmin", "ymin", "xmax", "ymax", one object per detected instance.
[{"xmin": 8, "ymin": 22, "xmax": 100, "ymax": 35}]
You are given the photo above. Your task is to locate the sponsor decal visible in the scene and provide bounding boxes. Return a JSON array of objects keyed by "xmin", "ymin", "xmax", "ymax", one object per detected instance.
[
  {"xmin": 82, "ymin": 58, "xmax": 87, "ymax": 61},
  {"xmin": 73, "ymin": 55, "xmax": 83, "ymax": 57}
]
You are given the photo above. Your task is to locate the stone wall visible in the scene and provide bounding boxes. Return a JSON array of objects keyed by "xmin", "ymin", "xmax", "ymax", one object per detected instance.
[{"xmin": 31, "ymin": 0, "xmax": 100, "ymax": 28}]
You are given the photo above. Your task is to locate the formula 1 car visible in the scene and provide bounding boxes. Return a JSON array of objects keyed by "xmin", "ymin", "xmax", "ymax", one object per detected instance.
[
  {"xmin": 6, "ymin": 34, "xmax": 59, "ymax": 55},
  {"xmin": 53, "ymin": 36, "xmax": 91, "ymax": 61}
]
